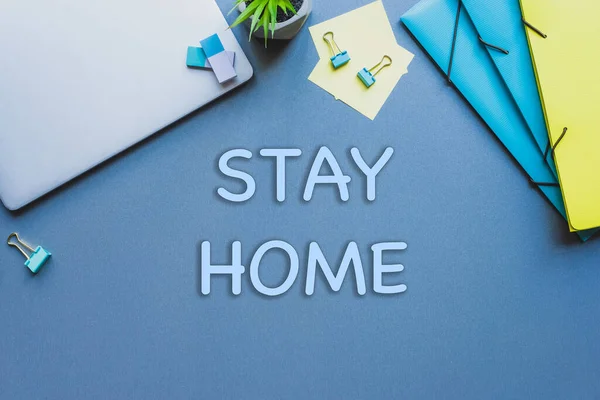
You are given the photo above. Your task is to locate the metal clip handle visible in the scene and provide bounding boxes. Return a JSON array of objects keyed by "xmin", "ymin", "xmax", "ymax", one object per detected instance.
[
  {"xmin": 7, "ymin": 232, "xmax": 35, "ymax": 260},
  {"xmin": 323, "ymin": 31, "xmax": 343, "ymax": 57},
  {"xmin": 369, "ymin": 55, "xmax": 393, "ymax": 77},
  {"xmin": 522, "ymin": 18, "xmax": 547, "ymax": 39}
]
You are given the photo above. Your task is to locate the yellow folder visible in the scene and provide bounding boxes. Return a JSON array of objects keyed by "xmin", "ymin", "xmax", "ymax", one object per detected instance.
[{"xmin": 520, "ymin": 0, "xmax": 600, "ymax": 231}]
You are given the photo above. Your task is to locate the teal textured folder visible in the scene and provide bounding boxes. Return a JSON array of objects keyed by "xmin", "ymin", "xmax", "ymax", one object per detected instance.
[
  {"xmin": 401, "ymin": 0, "xmax": 596, "ymax": 240},
  {"xmin": 461, "ymin": 0, "xmax": 556, "ymax": 177}
]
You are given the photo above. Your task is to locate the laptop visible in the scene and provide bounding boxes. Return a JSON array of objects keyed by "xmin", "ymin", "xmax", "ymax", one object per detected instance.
[{"xmin": 0, "ymin": 0, "xmax": 253, "ymax": 210}]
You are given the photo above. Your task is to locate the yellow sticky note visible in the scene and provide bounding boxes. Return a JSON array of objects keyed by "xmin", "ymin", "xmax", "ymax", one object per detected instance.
[
  {"xmin": 520, "ymin": 0, "xmax": 600, "ymax": 231},
  {"xmin": 308, "ymin": 1, "xmax": 414, "ymax": 120}
]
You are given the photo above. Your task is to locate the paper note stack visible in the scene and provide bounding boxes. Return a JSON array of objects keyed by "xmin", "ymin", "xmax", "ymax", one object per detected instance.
[
  {"xmin": 401, "ymin": 0, "xmax": 600, "ymax": 241},
  {"xmin": 308, "ymin": 1, "xmax": 415, "ymax": 120},
  {"xmin": 187, "ymin": 33, "xmax": 237, "ymax": 84}
]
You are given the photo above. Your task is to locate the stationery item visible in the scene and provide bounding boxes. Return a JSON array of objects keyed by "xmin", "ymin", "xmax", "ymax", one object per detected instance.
[
  {"xmin": 357, "ymin": 55, "xmax": 392, "ymax": 88},
  {"xmin": 520, "ymin": 0, "xmax": 600, "ymax": 231},
  {"xmin": 186, "ymin": 46, "xmax": 236, "ymax": 70},
  {"xmin": 323, "ymin": 32, "xmax": 351, "ymax": 69},
  {"xmin": 308, "ymin": 1, "xmax": 414, "ymax": 120},
  {"xmin": 0, "ymin": 0, "xmax": 253, "ymax": 211},
  {"xmin": 7, "ymin": 233, "xmax": 51, "ymax": 274},
  {"xmin": 460, "ymin": 0, "xmax": 555, "ymax": 177},
  {"xmin": 401, "ymin": 0, "xmax": 596, "ymax": 241},
  {"xmin": 200, "ymin": 34, "xmax": 237, "ymax": 84}
]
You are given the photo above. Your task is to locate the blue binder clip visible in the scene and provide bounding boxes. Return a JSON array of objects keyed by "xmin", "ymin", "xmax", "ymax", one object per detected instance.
[
  {"xmin": 358, "ymin": 55, "xmax": 393, "ymax": 88},
  {"xmin": 7, "ymin": 233, "xmax": 51, "ymax": 274},
  {"xmin": 323, "ymin": 31, "xmax": 351, "ymax": 69}
]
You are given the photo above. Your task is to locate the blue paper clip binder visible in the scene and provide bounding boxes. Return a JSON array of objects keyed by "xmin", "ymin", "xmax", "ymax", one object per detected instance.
[
  {"xmin": 357, "ymin": 68, "xmax": 376, "ymax": 87},
  {"xmin": 323, "ymin": 32, "xmax": 351, "ymax": 69},
  {"xmin": 7, "ymin": 233, "xmax": 51, "ymax": 273},
  {"xmin": 358, "ymin": 56, "xmax": 392, "ymax": 88}
]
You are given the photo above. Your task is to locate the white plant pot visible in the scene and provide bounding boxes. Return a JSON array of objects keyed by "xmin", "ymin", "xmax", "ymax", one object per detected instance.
[{"xmin": 238, "ymin": 0, "xmax": 312, "ymax": 40}]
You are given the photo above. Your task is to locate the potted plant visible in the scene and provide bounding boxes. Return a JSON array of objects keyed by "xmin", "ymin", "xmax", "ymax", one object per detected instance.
[{"xmin": 230, "ymin": 0, "xmax": 312, "ymax": 46}]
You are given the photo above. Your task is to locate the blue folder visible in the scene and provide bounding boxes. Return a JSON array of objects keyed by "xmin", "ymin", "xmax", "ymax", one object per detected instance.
[
  {"xmin": 461, "ymin": 0, "xmax": 556, "ymax": 177},
  {"xmin": 401, "ymin": 0, "xmax": 595, "ymax": 241}
]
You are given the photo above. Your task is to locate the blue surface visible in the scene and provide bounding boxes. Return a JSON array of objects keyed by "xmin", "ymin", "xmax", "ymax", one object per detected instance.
[{"xmin": 1, "ymin": 0, "xmax": 600, "ymax": 398}]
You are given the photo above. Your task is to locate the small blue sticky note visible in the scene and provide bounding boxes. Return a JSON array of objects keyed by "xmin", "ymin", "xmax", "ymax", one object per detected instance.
[
  {"xmin": 24, "ymin": 246, "xmax": 51, "ymax": 274},
  {"xmin": 357, "ymin": 68, "xmax": 376, "ymax": 88},
  {"xmin": 186, "ymin": 46, "xmax": 208, "ymax": 68},
  {"xmin": 330, "ymin": 51, "xmax": 351, "ymax": 69},
  {"xmin": 200, "ymin": 34, "xmax": 225, "ymax": 58}
]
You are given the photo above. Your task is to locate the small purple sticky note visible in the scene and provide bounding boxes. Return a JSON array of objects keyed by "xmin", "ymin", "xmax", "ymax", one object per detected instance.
[
  {"xmin": 200, "ymin": 34, "xmax": 237, "ymax": 83},
  {"xmin": 205, "ymin": 51, "xmax": 236, "ymax": 69}
]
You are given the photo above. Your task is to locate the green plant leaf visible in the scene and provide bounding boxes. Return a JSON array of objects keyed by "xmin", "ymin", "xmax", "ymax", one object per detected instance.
[
  {"xmin": 268, "ymin": 0, "xmax": 277, "ymax": 37},
  {"xmin": 249, "ymin": 0, "xmax": 268, "ymax": 40},
  {"xmin": 228, "ymin": 0, "xmax": 246, "ymax": 15},
  {"xmin": 262, "ymin": 11, "xmax": 269, "ymax": 47},
  {"xmin": 277, "ymin": 0, "xmax": 287, "ymax": 13},
  {"xmin": 283, "ymin": 0, "xmax": 297, "ymax": 15},
  {"xmin": 229, "ymin": 0, "xmax": 262, "ymax": 29},
  {"xmin": 276, "ymin": 0, "xmax": 296, "ymax": 22}
]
